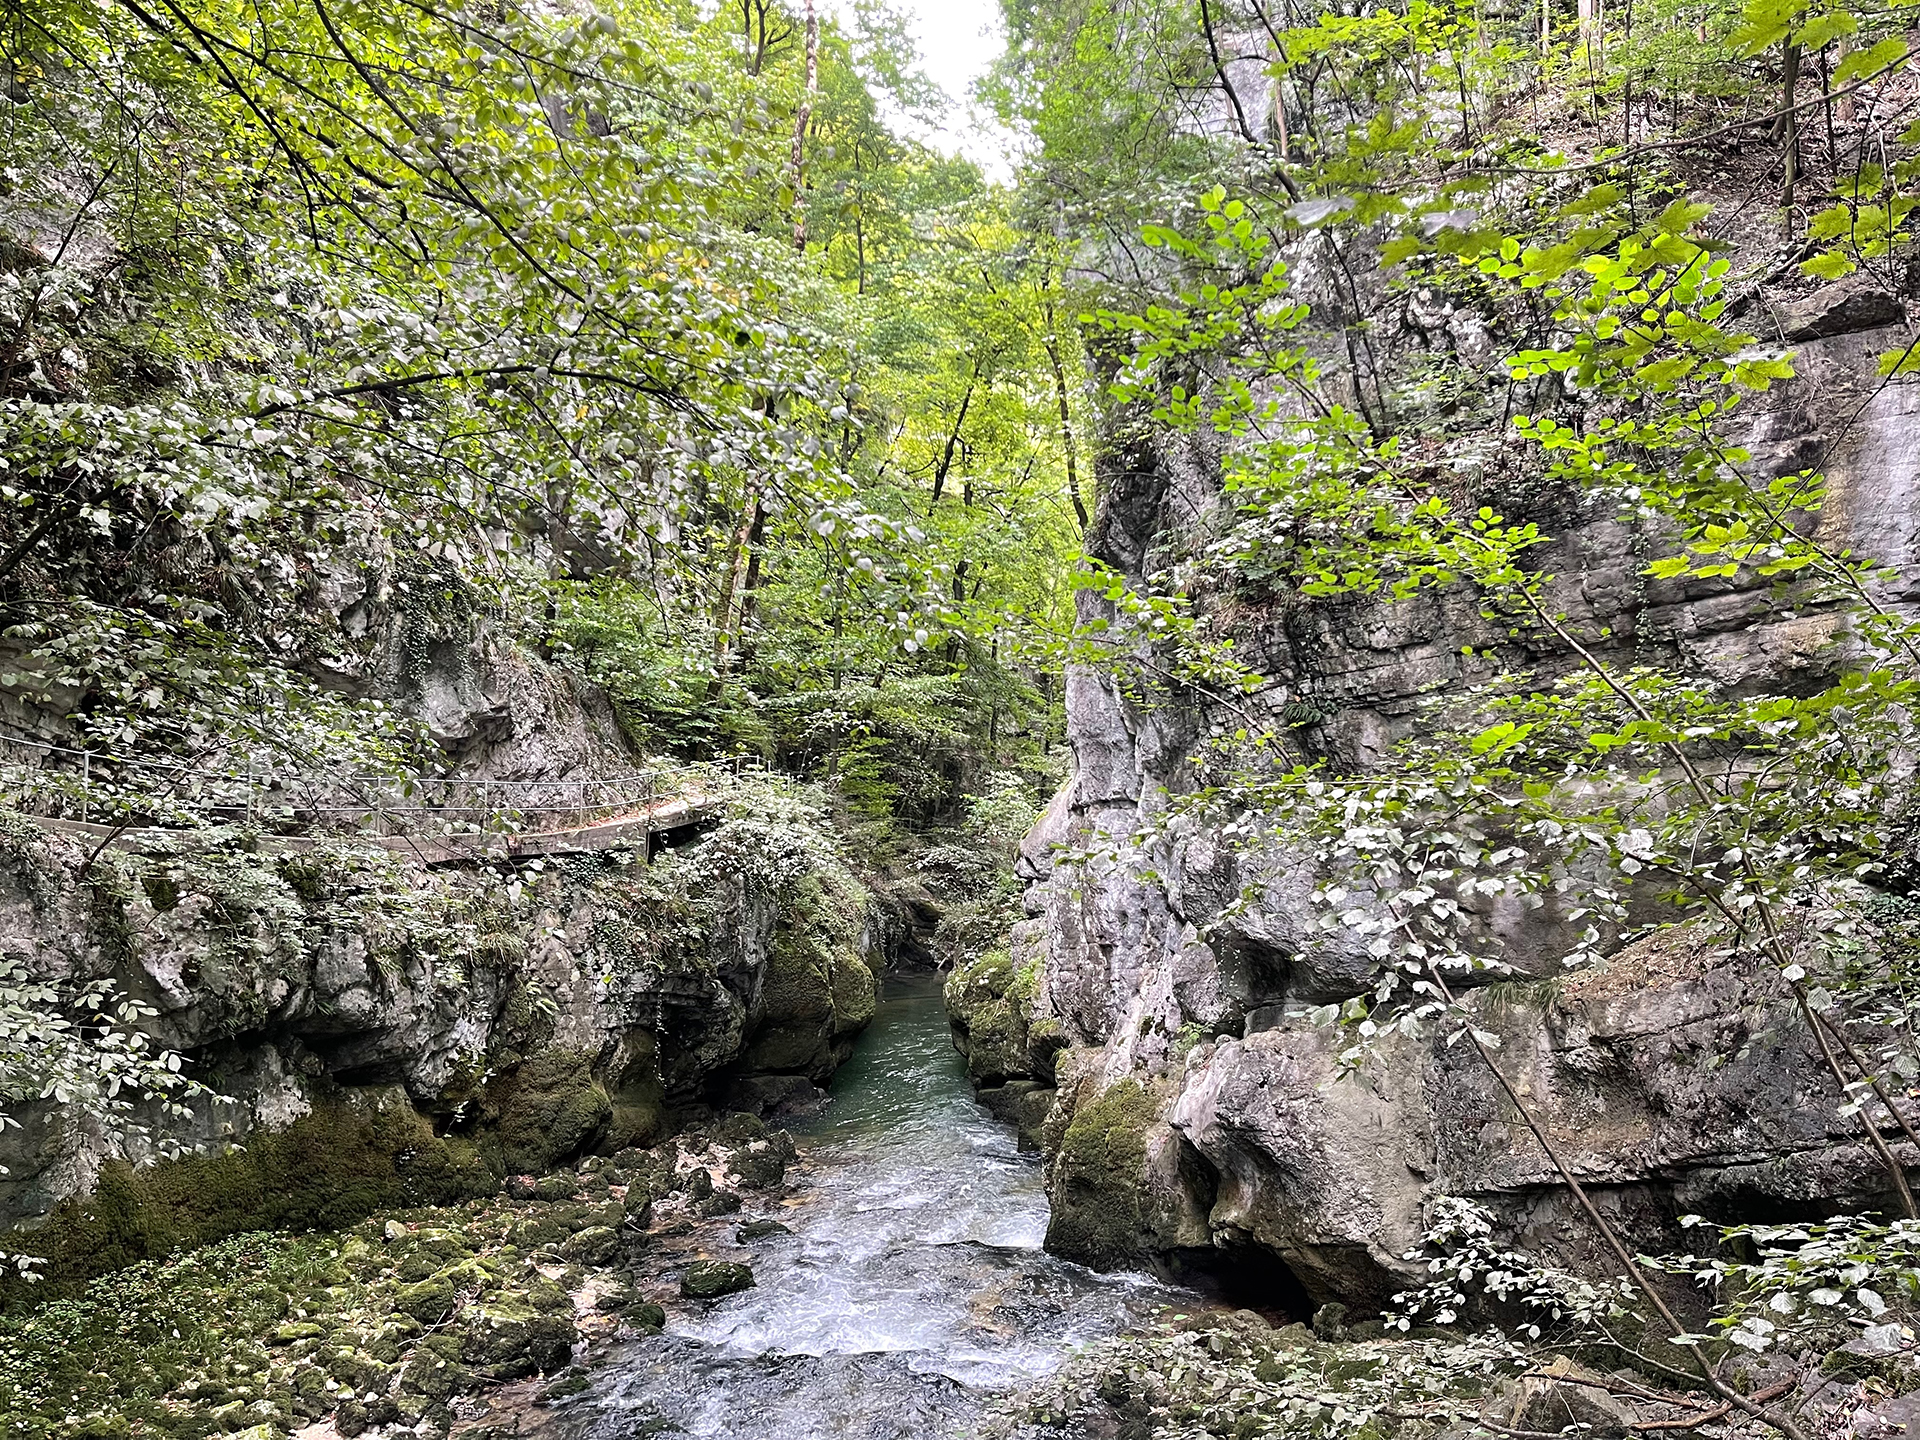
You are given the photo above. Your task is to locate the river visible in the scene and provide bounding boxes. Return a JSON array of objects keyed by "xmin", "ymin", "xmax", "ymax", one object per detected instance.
[{"xmin": 553, "ymin": 974, "xmax": 1190, "ymax": 1439}]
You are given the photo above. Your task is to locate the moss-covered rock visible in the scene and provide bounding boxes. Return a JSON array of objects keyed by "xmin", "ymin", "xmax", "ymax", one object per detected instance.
[
  {"xmin": 394, "ymin": 1277, "xmax": 456, "ymax": 1324},
  {"xmin": 977, "ymin": 1080, "xmax": 1057, "ymax": 1151},
  {"xmin": 461, "ymin": 1301, "xmax": 577, "ymax": 1379},
  {"xmin": 491, "ymin": 1051, "xmax": 613, "ymax": 1175},
  {"xmin": 602, "ymin": 1032, "xmax": 669, "ymax": 1153},
  {"xmin": 680, "ymin": 1260, "xmax": 754, "ymax": 1299},
  {"xmin": 945, "ymin": 939, "xmax": 1064, "ymax": 1144},
  {"xmin": 4, "ymin": 1089, "xmax": 495, "ymax": 1307},
  {"xmin": 741, "ymin": 869, "xmax": 879, "ymax": 1080},
  {"xmin": 559, "ymin": 1226, "xmax": 621, "ymax": 1266},
  {"xmin": 1043, "ymin": 1079, "xmax": 1161, "ymax": 1271}
]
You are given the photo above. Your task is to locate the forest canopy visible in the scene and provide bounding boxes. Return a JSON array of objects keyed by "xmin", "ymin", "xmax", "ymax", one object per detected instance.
[{"xmin": 0, "ymin": 0, "xmax": 1089, "ymax": 821}]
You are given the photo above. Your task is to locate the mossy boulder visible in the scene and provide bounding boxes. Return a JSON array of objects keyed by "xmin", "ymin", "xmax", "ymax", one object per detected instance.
[
  {"xmin": 574, "ymin": 1200, "xmax": 624, "ymax": 1231},
  {"xmin": 602, "ymin": 1031, "xmax": 669, "ymax": 1153},
  {"xmin": 462, "ymin": 1301, "xmax": 577, "ymax": 1379},
  {"xmin": 741, "ymin": 871, "xmax": 878, "ymax": 1080},
  {"xmin": 945, "ymin": 950, "xmax": 1029, "ymax": 1085},
  {"xmin": 559, "ymin": 1226, "xmax": 621, "ymax": 1266},
  {"xmin": 1043, "ymin": 1078, "xmax": 1161, "ymax": 1271},
  {"xmin": 492, "ymin": 1051, "xmax": 613, "ymax": 1175},
  {"xmin": 510, "ymin": 1213, "xmax": 570, "ymax": 1250},
  {"xmin": 977, "ymin": 1080, "xmax": 1056, "ymax": 1152},
  {"xmin": 680, "ymin": 1260, "xmax": 755, "ymax": 1299},
  {"xmin": 592, "ymin": 1280, "xmax": 636, "ymax": 1312},
  {"xmin": 394, "ymin": 1277, "xmax": 456, "ymax": 1324},
  {"xmin": 4, "ymin": 1088, "xmax": 495, "ymax": 1306}
]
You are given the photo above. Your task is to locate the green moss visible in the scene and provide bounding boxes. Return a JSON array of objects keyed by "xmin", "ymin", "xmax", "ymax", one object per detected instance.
[
  {"xmin": 742, "ymin": 870, "xmax": 876, "ymax": 1078},
  {"xmin": 490, "ymin": 1051, "xmax": 612, "ymax": 1175},
  {"xmin": 4, "ymin": 1091, "xmax": 495, "ymax": 1309},
  {"xmin": 1043, "ymin": 1079, "xmax": 1161, "ymax": 1272},
  {"xmin": 603, "ymin": 1035, "xmax": 668, "ymax": 1153}
]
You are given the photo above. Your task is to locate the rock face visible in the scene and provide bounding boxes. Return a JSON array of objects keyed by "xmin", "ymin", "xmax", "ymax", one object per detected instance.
[
  {"xmin": 944, "ymin": 933, "xmax": 1066, "ymax": 1149},
  {"xmin": 0, "ymin": 753, "xmax": 881, "ymax": 1295},
  {"xmin": 1005, "ymin": 304, "xmax": 1920, "ymax": 1304}
]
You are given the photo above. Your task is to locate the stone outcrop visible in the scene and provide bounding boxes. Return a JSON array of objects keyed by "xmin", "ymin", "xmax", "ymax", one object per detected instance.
[
  {"xmin": 0, "ymin": 786, "xmax": 880, "ymax": 1295},
  {"xmin": 1008, "ymin": 288, "xmax": 1920, "ymax": 1304},
  {"xmin": 944, "ymin": 927, "xmax": 1066, "ymax": 1148}
]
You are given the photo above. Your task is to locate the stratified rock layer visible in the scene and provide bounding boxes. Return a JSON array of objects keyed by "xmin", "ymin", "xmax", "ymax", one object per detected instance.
[{"xmin": 1006, "ymin": 299, "xmax": 1920, "ymax": 1304}]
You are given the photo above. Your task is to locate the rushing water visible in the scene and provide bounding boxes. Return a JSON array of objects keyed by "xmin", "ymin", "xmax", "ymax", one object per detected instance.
[{"xmin": 556, "ymin": 974, "xmax": 1190, "ymax": 1440}]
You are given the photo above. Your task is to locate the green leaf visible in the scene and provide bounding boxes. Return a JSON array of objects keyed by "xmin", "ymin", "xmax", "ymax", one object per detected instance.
[
  {"xmin": 1832, "ymin": 35, "xmax": 1903, "ymax": 85},
  {"xmin": 1800, "ymin": 249, "xmax": 1857, "ymax": 280}
]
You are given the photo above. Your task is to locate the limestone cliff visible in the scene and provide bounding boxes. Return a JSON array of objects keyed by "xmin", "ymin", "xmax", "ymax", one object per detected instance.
[
  {"xmin": 994, "ymin": 282, "xmax": 1920, "ymax": 1306},
  {"xmin": 0, "ymin": 688, "xmax": 880, "ymax": 1301}
]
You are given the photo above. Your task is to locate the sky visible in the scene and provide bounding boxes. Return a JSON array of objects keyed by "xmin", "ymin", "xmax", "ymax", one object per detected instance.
[{"xmin": 829, "ymin": 0, "xmax": 1018, "ymax": 181}]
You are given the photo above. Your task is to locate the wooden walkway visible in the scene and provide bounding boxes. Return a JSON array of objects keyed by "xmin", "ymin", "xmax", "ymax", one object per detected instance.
[
  {"xmin": 29, "ymin": 792, "xmax": 721, "ymax": 864},
  {"xmin": 2, "ymin": 734, "xmax": 728, "ymax": 864}
]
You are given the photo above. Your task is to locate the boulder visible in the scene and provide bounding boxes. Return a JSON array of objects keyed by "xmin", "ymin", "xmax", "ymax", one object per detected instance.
[
  {"xmin": 394, "ymin": 1278, "xmax": 455, "ymax": 1324},
  {"xmin": 735, "ymin": 1219, "xmax": 792, "ymax": 1241},
  {"xmin": 1771, "ymin": 279, "xmax": 1905, "ymax": 341},
  {"xmin": 559, "ymin": 1226, "xmax": 621, "ymax": 1266},
  {"xmin": 1508, "ymin": 1359, "xmax": 1637, "ymax": 1438},
  {"xmin": 727, "ymin": 1143, "xmax": 788, "ymax": 1189},
  {"xmin": 461, "ymin": 1301, "xmax": 577, "ymax": 1379},
  {"xmin": 492, "ymin": 1052, "xmax": 612, "ymax": 1175},
  {"xmin": 680, "ymin": 1260, "xmax": 755, "ymax": 1299}
]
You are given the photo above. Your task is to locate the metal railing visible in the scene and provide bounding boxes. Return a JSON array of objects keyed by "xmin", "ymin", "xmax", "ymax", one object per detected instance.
[{"xmin": 0, "ymin": 731, "xmax": 727, "ymax": 840}]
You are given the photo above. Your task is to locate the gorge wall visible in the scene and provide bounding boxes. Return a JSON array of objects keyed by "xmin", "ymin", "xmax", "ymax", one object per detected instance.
[
  {"xmin": 948, "ymin": 281, "xmax": 1920, "ymax": 1309},
  {"xmin": 0, "ymin": 575, "xmax": 884, "ymax": 1297}
]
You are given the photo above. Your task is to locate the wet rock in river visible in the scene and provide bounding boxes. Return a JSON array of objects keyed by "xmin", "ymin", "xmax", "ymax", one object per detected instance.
[
  {"xmin": 622, "ymin": 1188, "xmax": 655, "ymax": 1228},
  {"xmin": 735, "ymin": 1219, "xmax": 792, "ymax": 1241},
  {"xmin": 593, "ymin": 1278, "xmax": 637, "ymax": 1311},
  {"xmin": 727, "ymin": 1141, "xmax": 788, "ymax": 1189},
  {"xmin": 680, "ymin": 1260, "xmax": 755, "ymax": 1299},
  {"xmin": 715, "ymin": 1110, "xmax": 768, "ymax": 1145}
]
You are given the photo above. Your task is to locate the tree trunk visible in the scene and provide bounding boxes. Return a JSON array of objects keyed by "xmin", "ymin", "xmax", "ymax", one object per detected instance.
[
  {"xmin": 1576, "ymin": 0, "xmax": 1603, "ymax": 98},
  {"xmin": 1043, "ymin": 306, "xmax": 1088, "ymax": 532},
  {"xmin": 791, "ymin": 0, "xmax": 819, "ymax": 253},
  {"xmin": 927, "ymin": 365, "xmax": 979, "ymax": 512},
  {"xmin": 706, "ymin": 489, "xmax": 762, "ymax": 699},
  {"xmin": 1774, "ymin": 42, "xmax": 1802, "ymax": 210}
]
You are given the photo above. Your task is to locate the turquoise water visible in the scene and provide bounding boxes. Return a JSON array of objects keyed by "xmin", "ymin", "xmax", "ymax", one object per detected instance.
[{"xmin": 557, "ymin": 975, "xmax": 1186, "ymax": 1439}]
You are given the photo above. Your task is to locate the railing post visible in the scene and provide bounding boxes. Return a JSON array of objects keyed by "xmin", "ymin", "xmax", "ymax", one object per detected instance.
[{"xmin": 80, "ymin": 752, "xmax": 89, "ymax": 824}]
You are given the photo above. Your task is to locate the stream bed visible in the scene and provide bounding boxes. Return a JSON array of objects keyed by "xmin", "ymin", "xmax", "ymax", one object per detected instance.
[{"xmin": 552, "ymin": 974, "xmax": 1192, "ymax": 1439}]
